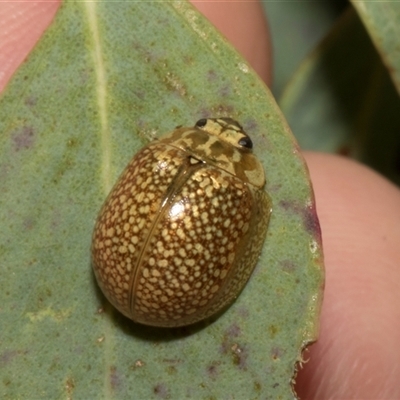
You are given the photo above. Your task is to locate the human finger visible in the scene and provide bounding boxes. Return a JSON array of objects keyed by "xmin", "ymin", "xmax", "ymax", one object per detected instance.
[
  {"xmin": 296, "ymin": 152, "xmax": 400, "ymax": 399},
  {"xmin": 0, "ymin": 1, "xmax": 60, "ymax": 93}
]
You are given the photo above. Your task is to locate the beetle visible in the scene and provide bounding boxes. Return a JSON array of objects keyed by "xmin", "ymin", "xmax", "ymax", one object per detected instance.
[{"xmin": 91, "ymin": 117, "xmax": 271, "ymax": 327}]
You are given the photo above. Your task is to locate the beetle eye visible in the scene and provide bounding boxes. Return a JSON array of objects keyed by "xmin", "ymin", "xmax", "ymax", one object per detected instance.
[
  {"xmin": 238, "ymin": 136, "xmax": 253, "ymax": 149},
  {"xmin": 195, "ymin": 118, "xmax": 207, "ymax": 128}
]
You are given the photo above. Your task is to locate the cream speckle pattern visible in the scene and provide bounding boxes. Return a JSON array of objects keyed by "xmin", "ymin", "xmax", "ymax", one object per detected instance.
[{"xmin": 92, "ymin": 118, "xmax": 271, "ymax": 327}]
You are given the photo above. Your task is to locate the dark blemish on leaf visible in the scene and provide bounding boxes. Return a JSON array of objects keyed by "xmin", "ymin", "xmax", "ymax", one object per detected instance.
[
  {"xmin": 254, "ymin": 381, "xmax": 262, "ymax": 392},
  {"xmin": 237, "ymin": 306, "xmax": 249, "ymax": 319},
  {"xmin": 170, "ymin": 107, "xmax": 179, "ymax": 115},
  {"xmin": 230, "ymin": 343, "xmax": 248, "ymax": 370},
  {"xmin": 48, "ymin": 356, "xmax": 61, "ymax": 373},
  {"xmin": 267, "ymin": 183, "xmax": 283, "ymax": 193},
  {"xmin": 280, "ymin": 259, "xmax": 297, "ymax": 273},
  {"xmin": 245, "ymin": 119, "xmax": 258, "ymax": 132},
  {"xmin": 207, "ymin": 70, "xmax": 217, "ymax": 81},
  {"xmin": 183, "ymin": 55, "xmax": 195, "ymax": 66},
  {"xmin": 197, "ymin": 109, "xmax": 211, "ymax": 119},
  {"xmin": 161, "ymin": 358, "xmax": 186, "ymax": 375},
  {"xmin": 279, "ymin": 200, "xmax": 322, "ymax": 243},
  {"xmin": 0, "ymin": 350, "xmax": 19, "ymax": 366},
  {"xmin": 271, "ymin": 347, "xmax": 283, "ymax": 361},
  {"xmin": 303, "ymin": 203, "xmax": 322, "ymax": 243},
  {"xmin": 12, "ymin": 126, "xmax": 35, "ymax": 151},
  {"xmin": 132, "ymin": 41, "xmax": 156, "ymax": 64},
  {"xmin": 67, "ymin": 137, "xmax": 80, "ymax": 148},
  {"xmin": 110, "ymin": 366, "xmax": 120, "ymax": 390},
  {"xmin": 23, "ymin": 218, "xmax": 34, "ymax": 231},
  {"xmin": 268, "ymin": 325, "xmax": 278, "ymax": 339},
  {"xmin": 220, "ymin": 324, "xmax": 242, "ymax": 354},
  {"xmin": 206, "ymin": 362, "xmax": 220, "ymax": 380},
  {"xmin": 166, "ymin": 366, "xmax": 177, "ymax": 375},
  {"xmin": 27, "ymin": 258, "xmax": 37, "ymax": 267},
  {"xmin": 221, "ymin": 335, "xmax": 230, "ymax": 355},
  {"xmin": 226, "ymin": 323, "xmax": 241, "ymax": 338},
  {"xmin": 279, "ymin": 200, "xmax": 299, "ymax": 213},
  {"xmin": 65, "ymin": 377, "xmax": 75, "ymax": 397},
  {"xmin": 133, "ymin": 89, "xmax": 146, "ymax": 101},
  {"xmin": 164, "ymin": 71, "xmax": 187, "ymax": 97},
  {"xmin": 219, "ymin": 85, "xmax": 230, "ymax": 97},
  {"xmin": 154, "ymin": 383, "xmax": 169, "ymax": 399},
  {"xmin": 24, "ymin": 96, "xmax": 37, "ymax": 107}
]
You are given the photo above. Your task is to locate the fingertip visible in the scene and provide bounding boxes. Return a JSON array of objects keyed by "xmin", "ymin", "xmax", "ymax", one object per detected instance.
[
  {"xmin": 0, "ymin": 1, "xmax": 61, "ymax": 93},
  {"xmin": 296, "ymin": 152, "xmax": 400, "ymax": 399}
]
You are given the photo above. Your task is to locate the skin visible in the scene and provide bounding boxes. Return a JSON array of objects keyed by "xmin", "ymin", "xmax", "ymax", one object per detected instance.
[{"xmin": 1, "ymin": 1, "xmax": 400, "ymax": 398}]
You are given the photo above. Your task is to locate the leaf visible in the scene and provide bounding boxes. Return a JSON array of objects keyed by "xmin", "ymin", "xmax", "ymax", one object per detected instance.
[
  {"xmin": 280, "ymin": 7, "xmax": 400, "ymax": 185},
  {"xmin": 352, "ymin": 0, "xmax": 400, "ymax": 96},
  {"xmin": 263, "ymin": 1, "xmax": 347, "ymax": 97},
  {"xmin": 0, "ymin": 1, "xmax": 323, "ymax": 398}
]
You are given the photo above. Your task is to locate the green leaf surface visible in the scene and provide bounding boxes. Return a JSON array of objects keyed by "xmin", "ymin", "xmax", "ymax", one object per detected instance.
[
  {"xmin": 0, "ymin": 1, "xmax": 323, "ymax": 399},
  {"xmin": 280, "ymin": 7, "xmax": 400, "ymax": 185},
  {"xmin": 352, "ymin": 1, "xmax": 400, "ymax": 96}
]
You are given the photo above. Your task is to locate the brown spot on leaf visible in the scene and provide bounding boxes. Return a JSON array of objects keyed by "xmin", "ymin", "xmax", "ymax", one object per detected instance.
[
  {"xmin": 230, "ymin": 343, "xmax": 248, "ymax": 370},
  {"xmin": 271, "ymin": 346, "xmax": 283, "ymax": 360},
  {"xmin": 254, "ymin": 381, "xmax": 262, "ymax": 392},
  {"xmin": 207, "ymin": 70, "xmax": 217, "ymax": 81},
  {"xmin": 220, "ymin": 324, "xmax": 242, "ymax": 354},
  {"xmin": 279, "ymin": 200, "xmax": 322, "ymax": 243},
  {"xmin": 237, "ymin": 306, "xmax": 249, "ymax": 319},
  {"xmin": 219, "ymin": 85, "xmax": 230, "ymax": 97},
  {"xmin": 268, "ymin": 324, "xmax": 278, "ymax": 339},
  {"xmin": 65, "ymin": 377, "xmax": 75, "ymax": 399},
  {"xmin": 280, "ymin": 259, "xmax": 297, "ymax": 273},
  {"xmin": 154, "ymin": 383, "xmax": 169, "ymax": 399},
  {"xmin": 12, "ymin": 126, "xmax": 35, "ymax": 151},
  {"xmin": 303, "ymin": 202, "xmax": 322, "ymax": 243},
  {"xmin": 206, "ymin": 362, "xmax": 220, "ymax": 380},
  {"xmin": 24, "ymin": 96, "xmax": 37, "ymax": 107},
  {"xmin": 23, "ymin": 218, "xmax": 35, "ymax": 231},
  {"xmin": 110, "ymin": 366, "xmax": 120, "ymax": 390},
  {"xmin": 279, "ymin": 199, "xmax": 299, "ymax": 213},
  {"xmin": 0, "ymin": 350, "xmax": 19, "ymax": 366},
  {"xmin": 226, "ymin": 323, "xmax": 241, "ymax": 338},
  {"xmin": 166, "ymin": 366, "xmax": 177, "ymax": 375}
]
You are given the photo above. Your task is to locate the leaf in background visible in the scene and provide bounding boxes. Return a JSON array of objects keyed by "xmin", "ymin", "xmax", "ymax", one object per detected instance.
[
  {"xmin": 352, "ymin": 1, "xmax": 400, "ymax": 96},
  {"xmin": 262, "ymin": 0, "xmax": 347, "ymax": 97},
  {"xmin": 0, "ymin": 1, "xmax": 323, "ymax": 398},
  {"xmin": 280, "ymin": 7, "xmax": 400, "ymax": 185}
]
